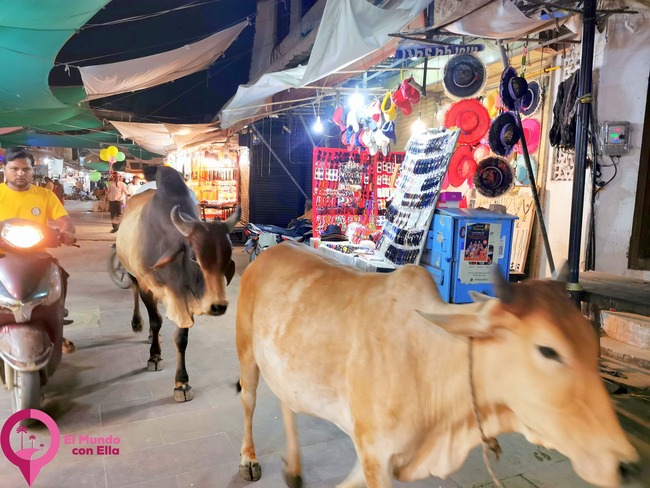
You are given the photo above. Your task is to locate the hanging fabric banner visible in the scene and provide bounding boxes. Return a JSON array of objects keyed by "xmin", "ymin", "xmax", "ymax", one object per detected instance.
[{"xmin": 395, "ymin": 42, "xmax": 485, "ymax": 59}]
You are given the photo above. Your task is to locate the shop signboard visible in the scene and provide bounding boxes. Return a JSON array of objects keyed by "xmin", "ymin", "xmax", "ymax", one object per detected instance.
[{"xmin": 395, "ymin": 42, "xmax": 484, "ymax": 59}]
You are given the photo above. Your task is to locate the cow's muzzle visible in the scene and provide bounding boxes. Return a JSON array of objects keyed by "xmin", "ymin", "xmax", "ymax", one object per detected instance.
[
  {"xmin": 209, "ymin": 304, "xmax": 228, "ymax": 316},
  {"xmin": 620, "ymin": 461, "xmax": 641, "ymax": 483}
]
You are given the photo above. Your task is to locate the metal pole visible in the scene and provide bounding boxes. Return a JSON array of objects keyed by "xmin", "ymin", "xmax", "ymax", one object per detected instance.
[
  {"xmin": 251, "ymin": 124, "xmax": 308, "ymax": 200},
  {"xmin": 567, "ymin": 0, "xmax": 597, "ymax": 302},
  {"xmin": 497, "ymin": 43, "xmax": 555, "ymax": 274}
]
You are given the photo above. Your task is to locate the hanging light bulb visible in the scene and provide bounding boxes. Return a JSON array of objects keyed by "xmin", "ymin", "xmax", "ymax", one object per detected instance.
[
  {"xmin": 412, "ymin": 112, "xmax": 425, "ymax": 134},
  {"xmin": 348, "ymin": 88, "xmax": 365, "ymax": 111},
  {"xmin": 313, "ymin": 115, "xmax": 323, "ymax": 133}
]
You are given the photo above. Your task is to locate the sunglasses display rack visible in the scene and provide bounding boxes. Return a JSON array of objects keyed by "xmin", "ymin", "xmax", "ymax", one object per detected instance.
[
  {"xmin": 312, "ymin": 148, "xmax": 404, "ymax": 237},
  {"xmin": 376, "ymin": 128, "xmax": 461, "ymax": 267}
]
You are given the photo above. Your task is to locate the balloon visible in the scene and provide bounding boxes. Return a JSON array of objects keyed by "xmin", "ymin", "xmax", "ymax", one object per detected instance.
[
  {"xmin": 89, "ymin": 171, "xmax": 101, "ymax": 182},
  {"xmin": 107, "ymin": 146, "xmax": 119, "ymax": 158},
  {"xmin": 100, "ymin": 149, "xmax": 109, "ymax": 161},
  {"xmin": 116, "ymin": 151, "xmax": 126, "ymax": 162}
]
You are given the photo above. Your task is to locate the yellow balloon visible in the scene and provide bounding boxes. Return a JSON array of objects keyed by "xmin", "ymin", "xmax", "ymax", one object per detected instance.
[
  {"xmin": 107, "ymin": 145, "xmax": 119, "ymax": 158},
  {"xmin": 100, "ymin": 149, "xmax": 109, "ymax": 161}
]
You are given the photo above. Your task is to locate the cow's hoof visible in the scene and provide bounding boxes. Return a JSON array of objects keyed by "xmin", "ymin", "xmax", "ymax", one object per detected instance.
[
  {"xmin": 146, "ymin": 357, "xmax": 164, "ymax": 371},
  {"xmin": 173, "ymin": 384, "xmax": 193, "ymax": 402},
  {"xmin": 239, "ymin": 460, "xmax": 262, "ymax": 481},
  {"xmin": 131, "ymin": 318, "xmax": 143, "ymax": 333},
  {"xmin": 283, "ymin": 472, "xmax": 303, "ymax": 488}
]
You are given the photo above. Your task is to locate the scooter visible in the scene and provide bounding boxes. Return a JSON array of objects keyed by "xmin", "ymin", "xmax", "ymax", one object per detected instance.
[
  {"xmin": 0, "ymin": 219, "xmax": 73, "ymax": 412},
  {"xmin": 243, "ymin": 218, "xmax": 312, "ymax": 262},
  {"xmin": 108, "ymin": 244, "xmax": 131, "ymax": 289}
]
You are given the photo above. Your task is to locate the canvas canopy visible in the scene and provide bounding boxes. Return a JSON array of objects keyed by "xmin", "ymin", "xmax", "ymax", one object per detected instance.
[
  {"xmin": 219, "ymin": 0, "xmax": 431, "ymax": 128},
  {"xmin": 79, "ymin": 21, "xmax": 248, "ymax": 101},
  {"xmin": 110, "ymin": 121, "xmax": 224, "ymax": 155}
]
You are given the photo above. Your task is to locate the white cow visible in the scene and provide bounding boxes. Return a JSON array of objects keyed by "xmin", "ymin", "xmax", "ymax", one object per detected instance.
[{"xmin": 235, "ymin": 242, "xmax": 637, "ymax": 487}]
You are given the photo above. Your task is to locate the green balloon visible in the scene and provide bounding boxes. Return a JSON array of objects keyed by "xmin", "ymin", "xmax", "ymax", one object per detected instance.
[
  {"xmin": 115, "ymin": 151, "xmax": 126, "ymax": 162},
  {"xmin": 89, "ymin": 171, "xmax": 101, "ymax": 182}
]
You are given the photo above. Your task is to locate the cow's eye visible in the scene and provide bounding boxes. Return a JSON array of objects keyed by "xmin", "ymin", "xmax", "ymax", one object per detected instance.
[
  {"xmin": 538, "ymin": 345, "xmax": 562, "ymax": 363},
  {"xmin": 189, "ymin": 253, "xmax": 198, "ymax": 262}
]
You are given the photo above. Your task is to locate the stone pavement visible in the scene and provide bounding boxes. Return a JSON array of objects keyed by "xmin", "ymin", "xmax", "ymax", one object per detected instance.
[{"xmin": 0, "ymin": 201, "xmax": 648, "ymax": 488}]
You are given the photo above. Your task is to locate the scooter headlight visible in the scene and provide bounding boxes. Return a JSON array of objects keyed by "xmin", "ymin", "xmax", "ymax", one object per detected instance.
[{"xmin": 1, "ymin": 223, "xmax": 44, "ymax": 249}]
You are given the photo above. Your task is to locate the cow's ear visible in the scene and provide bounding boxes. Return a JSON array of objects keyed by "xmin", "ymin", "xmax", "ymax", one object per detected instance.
[
  {"xmin": 416, "ymin": 301, "xmax": 499, "ymax": 339},
  {"xmin": 224, "ymin": 207, "xmax": 241, "ymax": 234},
  {"xmin": 151, "ymin": 244, "xmax": 183, "ymax": 269},
  {"xmin": 225, "ymin": 259, "xmax": 235, "ymax": 285}
]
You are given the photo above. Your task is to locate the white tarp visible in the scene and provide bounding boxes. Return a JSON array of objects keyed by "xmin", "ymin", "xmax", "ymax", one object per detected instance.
[
  {"xmin": 219, "ymin": 65, "xmax": 306, "ymax": 129},
  {"xmin": 110, "ymin": 121, "xmax": 222, "ymax": 155},
  {"xmin": 219, "ymin": 0, "xmax": 431, "ymax": 128},
  {"xmin": 80, "ymin": 21, "xmax": 248, "ymax": 100},
  {"xmin": 444, "ymin": 0, "xmax": 564, "ymax": 39}
]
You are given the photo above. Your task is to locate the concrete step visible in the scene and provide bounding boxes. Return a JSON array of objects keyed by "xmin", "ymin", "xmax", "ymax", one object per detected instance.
[
  {"xmin": 601, "ymin": 310, "xmax": 650, "ymax": 349},
  {"xmin": 601, "ymin": 336, "xmax": 650, "ymax": 371}
]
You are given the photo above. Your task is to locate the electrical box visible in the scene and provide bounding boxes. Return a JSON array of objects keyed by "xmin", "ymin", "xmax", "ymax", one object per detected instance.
[
  {"xmin": 420, "ymin": 208, "xmax": 517, "ymax": 303},
  {"xmin": 601, "ymin": 121, "xmax": 630, "ymax": 156}
]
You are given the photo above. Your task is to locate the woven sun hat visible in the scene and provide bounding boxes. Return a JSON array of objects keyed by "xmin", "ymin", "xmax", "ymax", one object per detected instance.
[
  {"xmin": 514, "ymin": 117, "xmax": 541, "ymax": 154},
  {"xmin": 514, "ymin": 154, "xmax": 538, "ymax": 186},
  {"xmin": 520, "ymin": 81, "xmax": 541, "ymax": 116},
  {"xmin": 320, "ymin": 224, "xmax": 347, "ymax": 241},
  {"xmin": 488, "ymin": 111, "xmax": 522, "ymax": 157},
  {"xmin": 473, "ymin": 144, "xmax": 491, "ymax": 161},
  {"xmin": 448, "ymin": 145, "xmax": 477, "ymax": 188},
  {"xmin": 500, "ymin": 67, "xmax": 528, "ymax": 111},
  {"xmin": 474, "ymin": 156, "xmax": 514, "ymax": 197},
  {"xmin": 381, "ymin": 91, "xmax": 396, "ymax": 121},
  {"xmin": 444, "ymin": 99, "xmax": 490, "ymax": 145},
  {"xmin": 443, "ymin": 53, "xmax": 487, "ymax": 99}
]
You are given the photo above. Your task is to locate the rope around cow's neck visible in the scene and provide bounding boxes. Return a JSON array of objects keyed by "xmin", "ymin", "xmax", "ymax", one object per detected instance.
[{"xmin": 468, "ymin": 338, "xmax": 505, "ymax": 488}]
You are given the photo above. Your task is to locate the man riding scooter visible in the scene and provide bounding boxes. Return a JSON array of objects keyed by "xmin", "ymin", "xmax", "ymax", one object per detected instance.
[{"xmin": 0, "ymin": 146, "xmax": 77, "ymax": 354}]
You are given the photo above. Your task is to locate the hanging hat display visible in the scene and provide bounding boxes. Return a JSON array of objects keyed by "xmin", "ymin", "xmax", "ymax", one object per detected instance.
[
  {"xmin": 346, "ymin": 110, "xmax": 360, "ymax": 132},
  {"xmin": 382, "ymin": 120, "xmax": 397, "ymax": 144},
  {"xmin": 520, "ymin": 81, "xmax": 541, "ymax": 116},
  {"xmin": 374, "ymin": 130, "xmax": 391, "ymax": 156},
  {"xmin": 443, "ymin": 53, "xmax": 487, "ymax": 100},
  {"xmin": 447, "ymin": 145, "xmax": 478, "ymax": 188},
  {"xmin": 488, "ymin": 112, "xmax": 522, "ymax": 157},
  {"xmin": 514, "ymin": 154, "xmax": 538, "ymax": 186},
  {"xmin": 332, "ymin": 106, "xmax": 346, "ymax": 131},
  {"xmin": 444, "ymin": 99, "xmax": 490, "ymax": 145},
  {"xmin": 474, "ymin": 156, "xmax": 514, "ymax": 197},
  {"xmin": 514, "ymin": 118, "xmax": 541, "ymax": 154},
  {"xmin": 367, "ymin": 99, "xmax": 383, "ymax": 125},
  {"xmin": 381, "ymin": 92, "xmax": 397, "ymax": 121},
  {"xmin": 400, "ymin": 77, "xmax": 421, "ymax": 105},
  {"xmin": 500, "ymin": 67, "xmax": 529, "ymax": 111},
  {"xmin": 473, "ymin": 144, "xmax": 491, "ymax": 161}
]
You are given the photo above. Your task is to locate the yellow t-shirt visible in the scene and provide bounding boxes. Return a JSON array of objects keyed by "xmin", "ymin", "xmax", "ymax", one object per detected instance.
[{"xmin": 0, "ymin": 183, "xmax": 68, "ymax": 225}]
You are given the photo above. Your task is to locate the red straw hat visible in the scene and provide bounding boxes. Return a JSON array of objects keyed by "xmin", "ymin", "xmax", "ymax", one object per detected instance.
[
  {"xmin": 444, "ymin": 99, "xmax": 490, "ymax": 145},
  {"xmin": 514, "ymin": 118, "xmax": 541, "ymax": 154},
  {"xmin": 448, "ymin": 145, "xmax": 477, "ymax": 187},
  {"xmin": 391, "ymin": 86, "xmax": 412, "ymax": 116}
]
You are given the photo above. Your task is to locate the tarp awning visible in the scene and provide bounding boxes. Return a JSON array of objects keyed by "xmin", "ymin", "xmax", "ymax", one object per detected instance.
[
  {"xmin": 110, "ymin": 121, "xmax": 224, "ymax": 155},
  {"xmin": 219, "ymin": 0, "xmax": 431, "ymax": 128},
  {"xmin": 79, "ymin": 21, "xmax": 248, "ymax": 101}
]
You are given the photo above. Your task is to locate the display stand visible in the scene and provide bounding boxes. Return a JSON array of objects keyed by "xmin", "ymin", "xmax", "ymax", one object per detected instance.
[
  {"xmin": 376, "ymin": 128, "xmax": 460, "ymax": 267},
  {"xmin": 312, "ymin": 148, "xmax": 404, "ymax": 236}
]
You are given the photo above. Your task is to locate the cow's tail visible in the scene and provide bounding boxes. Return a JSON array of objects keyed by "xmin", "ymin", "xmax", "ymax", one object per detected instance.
[{"xmin": 234, "ymin": 380, "xmax": 242, "ymax": 394}]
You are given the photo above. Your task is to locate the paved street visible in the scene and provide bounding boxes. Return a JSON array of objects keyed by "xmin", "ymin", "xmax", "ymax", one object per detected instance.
[{"xmin": 0, "ymin": 201, "xmax": 648, "ymax": 488}]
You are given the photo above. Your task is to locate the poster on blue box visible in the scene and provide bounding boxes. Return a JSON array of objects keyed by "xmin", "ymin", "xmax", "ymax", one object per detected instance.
[{"xmin": 459, "ymin": 222, "xmax": 501, "ymax": 284}]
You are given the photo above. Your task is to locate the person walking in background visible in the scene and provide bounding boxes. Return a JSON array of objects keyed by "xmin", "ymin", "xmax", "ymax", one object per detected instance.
[
  {"xmin": 106, "ymin": 172, "xmax": 128, "ymax": 233},
  {"xmin": 126, "ymin": 175, "xmax": 140, "ymax": 198},
  {"xmin": 53, "ymin": 179, "xmax": 65, "ymax": 204},
  {"xmin": 43, "ymin": 177, "xmax": 55, "ymax": 191}
]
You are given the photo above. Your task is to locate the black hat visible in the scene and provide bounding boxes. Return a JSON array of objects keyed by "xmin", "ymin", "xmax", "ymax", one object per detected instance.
[
  {"xmin": 500, "ymin": 67, "xmax": 529, "ymax": 111},
  {"xmin": 320, "ymin": 224, "xmax": 347, "ymax": 242},
  {"xmin": 443, "ymin": 54, "xmax": 487, "ymax": 99},
  {"xmin": 473, "ymin": 156, "xmax": 514, "ymax": 198},
  {"xmin": 488, "ymin": 112, "xmax": 522, "ymax": 157},
  {"xmin": 520, "ymin": 81, "xmax": 541, "ymax": 116}
]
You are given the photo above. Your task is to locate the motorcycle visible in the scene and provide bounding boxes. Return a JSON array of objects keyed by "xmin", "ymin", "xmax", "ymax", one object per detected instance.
[
  {"xmin": 107, "ymin": 244, "xmax": 131, "ymax": 289},
  {"xmin": 243, "ymin": 218, "xmax": 312, "ymax": 262},
  {"xmin": 0, "ymin": 219, "xmax": 74, "ymax": 412}
]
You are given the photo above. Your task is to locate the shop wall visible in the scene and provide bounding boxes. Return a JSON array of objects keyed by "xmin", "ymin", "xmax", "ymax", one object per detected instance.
[
  {"xmin": 247, "ymin": 116, "xmax": 313, "ymax": 226},
  {"xmin": 592, "ymin": 10, "xmax": 650, "ymax": 279}
]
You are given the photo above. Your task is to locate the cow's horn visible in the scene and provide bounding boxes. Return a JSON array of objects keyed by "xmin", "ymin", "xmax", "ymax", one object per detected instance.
[
  {"xmin": 492, "ymin": 267, "xmax": 514, "ymax": 303},
  {"xmin": 223, "ymin": 207, "xmax": 242, "ymax": 233},
  {"xmin": 170, "ymin": 205, "xmax": 195, "ymax": 237},
  {"xmin": 552, "ymin": 261, "xmax": 569, "ymax": 282}
]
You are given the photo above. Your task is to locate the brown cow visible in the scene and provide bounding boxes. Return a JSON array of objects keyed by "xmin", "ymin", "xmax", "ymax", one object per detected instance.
[
  {"xmin": 117, "ymin": 166, "xmax": 239, "ymax": 402},
  {"xmin": 235, "ymin": 242, "xmax": 637, "ymax": 488}
]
